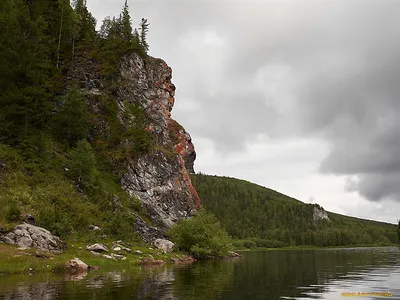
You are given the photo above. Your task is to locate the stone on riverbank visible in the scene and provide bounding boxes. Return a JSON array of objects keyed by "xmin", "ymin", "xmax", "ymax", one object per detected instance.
[
  {"xmin": 86, "ymin": 243, "xmax": 108, "ymax": 253},
  {"xmin": 153, "ymin": 239, "xmax": 175, "ymax": 253},
  {"xmin": 65, "ymin": 258, "xmax": 88, "ymax": 273},
  {"xmin": 0, "ymin": 223, "xmax": 66, "ymax": 252}
]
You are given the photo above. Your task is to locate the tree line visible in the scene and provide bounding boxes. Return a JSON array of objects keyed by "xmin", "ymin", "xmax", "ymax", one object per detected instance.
[
  {"xmin": 190, "ymin": 174, "xmax": 399, "ymax": 248},
  {"xmin": 0, "ymin": 0, "xmax": 150, "ymax": 146},
  {"xmin": 0, "ymin": 0, "xmax": 154, "ymax": 238}
]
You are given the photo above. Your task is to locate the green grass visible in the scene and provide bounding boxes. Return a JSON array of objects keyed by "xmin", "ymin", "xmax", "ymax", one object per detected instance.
[
  {"xmin": 0, "ymin": 235, "xmax": 189, "ymax": 275},
  {"xmin": 0, "ymin": 140, "xmax": 191, "ymax": 275}
]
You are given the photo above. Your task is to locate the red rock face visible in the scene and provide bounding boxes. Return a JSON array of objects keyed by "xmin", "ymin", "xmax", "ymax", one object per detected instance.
[{"xmin": 119, "ymin": 54, "xmax": 200, "ymax": 228}]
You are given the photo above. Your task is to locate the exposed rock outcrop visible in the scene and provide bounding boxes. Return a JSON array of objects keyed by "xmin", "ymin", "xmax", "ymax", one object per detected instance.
[
  {"xmin": 69, "ymin": 52, "xmax": 200, "ymax": 232},
  {"xmin": 0, "ymin": 223, "xmax": 66, "ymax": 252},
  {"xmin": 135, "ymin": 214, "xmax": 165, "ymax": 243},
  {"xmin": 313, "ymin": 205, "xmax": 330, "ymax": 224},
  {"xmin": 118, "ymin": 54, "xmax": 200, "ymax": 229}
]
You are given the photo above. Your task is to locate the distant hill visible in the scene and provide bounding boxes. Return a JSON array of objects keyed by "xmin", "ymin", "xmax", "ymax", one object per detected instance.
[{"xmin": 190, "ymin": 174, "xmax": 398, "ymax": 248}]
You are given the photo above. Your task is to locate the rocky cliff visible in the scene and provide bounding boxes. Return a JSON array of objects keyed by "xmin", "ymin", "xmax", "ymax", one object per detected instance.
[
  {"xmin": 313, "ymin": 206, "xmax": 330, "ymax": 224},
  {"xmin": 70, "ymin": 52, "xmax": 200, "ymax": 231},
  {"xmin": 118, "ymin": 54, "xmax": 200, "ymax": 229}
]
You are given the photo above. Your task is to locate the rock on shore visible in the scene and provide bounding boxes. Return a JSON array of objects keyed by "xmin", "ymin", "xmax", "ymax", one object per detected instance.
[{"xmin": 0, "ymin": 223, "xmax": 66, "ymax": 252}]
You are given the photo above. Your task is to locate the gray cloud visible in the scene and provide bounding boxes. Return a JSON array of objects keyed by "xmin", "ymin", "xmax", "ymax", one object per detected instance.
[{"xmin": 89, "ymin": 0, "xmax": 400, "ymax": 204}]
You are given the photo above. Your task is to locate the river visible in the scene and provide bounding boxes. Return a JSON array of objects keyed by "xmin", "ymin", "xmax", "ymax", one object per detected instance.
[{"xmin": 0, "ymin": 247, "xmax": 399, "ymax": 299}]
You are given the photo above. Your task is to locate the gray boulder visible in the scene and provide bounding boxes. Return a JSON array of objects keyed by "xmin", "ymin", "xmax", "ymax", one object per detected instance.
[
  {"xmin": 153, "ymin": 239, "xmax": 175, "ymax": 253},
  {"xmin": 0, "ymin": 223, "xmax": 66, "ymax": 252},
  {"xmin": 86, "ymin": 243, "xmax": 109, "ymax": 252}
]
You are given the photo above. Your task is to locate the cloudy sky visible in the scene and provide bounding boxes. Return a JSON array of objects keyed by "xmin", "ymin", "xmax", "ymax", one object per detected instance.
[{"xmin": 87, "ymin": 0, "xmax": 400, "ymax": 224}]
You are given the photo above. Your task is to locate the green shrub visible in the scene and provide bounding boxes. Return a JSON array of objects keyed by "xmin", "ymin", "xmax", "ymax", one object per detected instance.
[
  {"xmin": 232, "ymin": 239, "xmax": 256, "ymax": 250},
  {"xmin": 242, "ymin": 239, "xmax": 257, "ymax": 249},
  {"xmin": 67, "ymin": 140, "xmax": 98, "ymax": 190},
  {"xmin": 52, "ymin": 88, "xmax": 90, "ymax": 145},
  {"xmin": 38, "ymin": 211, "xmax": 74, "ymax": 237},
  {"xmin": 104, "ymin": 211, "xmax": 139, "ymax": 241},
  {"xmin": 251, "ymin": 237, "xmax": 286, "ymax": 248},
  {"xmin": 168, "ymin": 209, "xmax": 233, "ymax": 259},
  {"xmin": 6, "ymin": 203, "xmax": 21, "ymax": 223},
  {"xmin": 232, "ymin": 240, "xmax": 246, "ymax": 250},
  {"xmin": 124, "ymin": 103, "xmax": 153, "ymax": 156}
]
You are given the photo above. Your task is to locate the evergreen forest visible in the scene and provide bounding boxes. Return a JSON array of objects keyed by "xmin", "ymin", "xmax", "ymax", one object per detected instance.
[{"xmin": 191, "ymin": 174, "xmax": 399, "ymax": 249}]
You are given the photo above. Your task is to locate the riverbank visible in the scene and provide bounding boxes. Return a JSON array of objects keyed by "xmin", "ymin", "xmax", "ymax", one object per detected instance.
[
  {"xmin": 4, "ymin": 239, "xmax": 394, "ymax": 276},
  {"xmin": 234, "ymin": 243, "xmax": 399, "ymax": 252},
  {"xmin": 0, "ymin": 238, "xmax": 192, "ymax": 275}
]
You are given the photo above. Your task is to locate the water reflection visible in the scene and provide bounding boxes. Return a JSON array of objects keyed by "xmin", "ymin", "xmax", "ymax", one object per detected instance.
[
  {"xmin": 0, "ymin": 247, "xmax": 398, "ymax": 300},
  {"xmin": 220, "ymin": 247, "xmax": 400, "ymax": 300}
]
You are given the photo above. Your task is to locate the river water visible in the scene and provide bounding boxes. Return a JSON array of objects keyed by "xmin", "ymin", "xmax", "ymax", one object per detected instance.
[{"xmin": 0, "ymin": 247, "xmax": 399, "ymax": 299}]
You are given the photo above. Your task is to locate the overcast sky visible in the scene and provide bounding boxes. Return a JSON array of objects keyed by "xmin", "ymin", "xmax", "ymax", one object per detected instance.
[{"xmin": 88, "ymin": 0, "xmax": 400, "ymax": 224}]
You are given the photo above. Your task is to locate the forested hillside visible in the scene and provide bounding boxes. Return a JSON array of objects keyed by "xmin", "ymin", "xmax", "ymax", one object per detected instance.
[
  {"xmin": 0, "ymin": 0, "xmax": 199, "ymax": 236},
  {"xmin": 0, "ymin": 0, "xmax": 232, "ymax": 262},
  {"xmin": 191, "ymin": 174, "xmax": 399, "ymax": 248},
  {"xmin": 0, "ymin": 0, "xmax": 153, "ymax": 238}
]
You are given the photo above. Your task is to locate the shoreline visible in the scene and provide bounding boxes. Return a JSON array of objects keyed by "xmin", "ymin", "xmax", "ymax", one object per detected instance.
[
  {"xmin": 0, "ymin": 240, "xmax": 193, "ymax": 276},
  {"xmin": 1, "ymin": 239, "xmax": 396, "ymax": 276},
  {"xmin": 234, "ymin": 244, "xmax": 398, "ymax": 252}
]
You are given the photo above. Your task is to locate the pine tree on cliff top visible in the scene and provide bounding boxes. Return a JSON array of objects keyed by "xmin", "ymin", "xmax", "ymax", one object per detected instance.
[
  {"xmin": 121, "ymin": 0, "xmax": 133, "ymax": 42},
  {"xmin": 140, "ymin": 18, "xmax": 150, "ymax": 53},
  {"xmin": 72, "ymin": 0, "xmax": 96, "ymax": 54}
]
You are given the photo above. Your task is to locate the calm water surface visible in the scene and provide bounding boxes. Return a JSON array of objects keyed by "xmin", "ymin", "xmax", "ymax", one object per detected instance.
[{"xmin": 0, "ymin": 247, "xmax": 399, "ymax": 300}]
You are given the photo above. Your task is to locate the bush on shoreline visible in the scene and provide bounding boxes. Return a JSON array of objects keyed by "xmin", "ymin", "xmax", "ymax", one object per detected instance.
[{"xmin": 168, "ymin": 209, "xmax": 233, "ymax": 259}]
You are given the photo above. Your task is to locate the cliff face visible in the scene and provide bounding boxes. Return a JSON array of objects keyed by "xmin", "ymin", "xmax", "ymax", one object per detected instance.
[
  {"xmin": 118, "ymin": 54, "xmax": 200, "ymax": 229},
  {"xmin": 68, "ymin": 52, "xmax": 200, "ymax": 231},
  {"xmin": 313, "ymin": 206, "xmax": 330, "ymax": 225}
]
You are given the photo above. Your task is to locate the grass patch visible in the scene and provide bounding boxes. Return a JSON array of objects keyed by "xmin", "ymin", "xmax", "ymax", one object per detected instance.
[{"xmin": 0, "ymin": 234, "xmax": 188, "ymax": 275}]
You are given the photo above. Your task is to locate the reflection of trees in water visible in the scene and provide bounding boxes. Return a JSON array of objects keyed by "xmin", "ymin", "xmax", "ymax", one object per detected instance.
[
  {"xmin": 0, "ymin": 265, "xmax": 191, "ymax": 300},
  {"xmin": 136, "ymin": 266, "xmax": 178, "ymax": 299},
  {"xmin": 171, "ymin": 260, "xmax": 236, "ymax": 300},
  {"xmin": 2, "ymin": 282, "xmax": 58, "ymax": 300},
  {"xmin": 135, "ymin": 260, "xmax": 236, "ymax": 299},
  {"xmin": 0, "ymin": 269, "xmax": 151, "ymax": 300},
  {"xmin": 219, "ymin": 248, "xmax": 400, "ymax": 300},
  {"xmin": 0, "ymin": 248, "xmax": 398, "ymax": 300}
]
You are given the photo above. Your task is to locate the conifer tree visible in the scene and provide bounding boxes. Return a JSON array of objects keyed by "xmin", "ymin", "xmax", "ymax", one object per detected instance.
[
  {"xmin": 121, "ymin": 0, "xmax": 133, "ymax": 42},
  {"xmin": 52, "ymin": 88, "xmax": 90, "ymax": 145},
  {"xmin": 72, "ymin": 0, "xmax": 96, "ymax": 56},
  {"xmin": 133, "ymin": 28, "xmax": 140, "ymax": 46},
  {"xmin": 139, "ymin": 18, "xmax": 150, "ymax": 53},
  {"xmin": 0, "ymin": 0, "xmax": 53, "ymax": 143}
]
